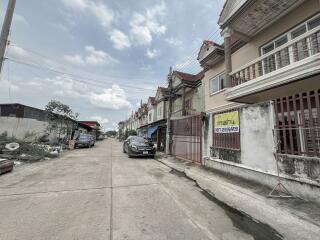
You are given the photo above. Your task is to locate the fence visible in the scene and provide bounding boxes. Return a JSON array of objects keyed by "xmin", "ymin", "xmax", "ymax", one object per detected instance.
[
  {"xmin": 170, "ymin": 115, "xmax": 202, "ymax": 163},
  {"xmin": 274, "ymin": 89, "xmax": 320, "ymax": 157}
]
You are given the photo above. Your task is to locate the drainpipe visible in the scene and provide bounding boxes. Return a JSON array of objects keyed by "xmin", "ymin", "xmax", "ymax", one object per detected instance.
[{"xmin": 222, "ymin": 27, "xmax": 233, "ymax": 88}]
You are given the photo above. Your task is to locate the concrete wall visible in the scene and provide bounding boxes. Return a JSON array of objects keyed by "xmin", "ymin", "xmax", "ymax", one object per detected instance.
[
  {"xmin": 156, "ymin": 101, "xmax": 165, "ymax": 121},
  {"xmin": 202, "ymin": 102, "xmax": 320, "ymax": 201},
  {"xmin": 0, "ymin": 117, "xmax": 49, "ymax": 141},
  {"xmin": 0, "ymin": 116, "xmax": 74, "ymax": 142},
  {"xmin": 240, "ymin": 102, "xmax": 277, "ymax": 174},
  {"xmin": 148, "ymin": 108, "xmax": 155, "ymax": 124},
  {"xmin": 231, "ymin": 0, "xmax": 319, "ymax": 70}
]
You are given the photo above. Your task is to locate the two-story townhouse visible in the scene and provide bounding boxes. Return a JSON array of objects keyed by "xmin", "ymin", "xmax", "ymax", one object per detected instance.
[
  {"xmin": 168, "ymin": 71, "xmax": 205, "ymax": 163},
  {"xmin": 171, "ymin": 71, "xmax": 204, "ymax": 118},
  {"xmin": 198, "ymin": 40, "xmax": 245, "ymax": 164},
  {"xmin": 137, "ymin": 103, "xmax": 148, "ymax": 137},
  {"xmin": 203, "ymin": 0, "xmax": 320, "ymax": 201},
  {"xmin": 148, "ymin": 87, "xmax": 169, "ymax": 151},
  {"xmin": 147, "ymin": 97, "xmax": 156, "ymax": 125}
]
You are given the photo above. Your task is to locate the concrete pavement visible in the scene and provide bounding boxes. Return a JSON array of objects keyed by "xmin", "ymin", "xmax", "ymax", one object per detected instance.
[{"xmin": 0, "ymin": 139, "xmax": 283, "ymax": 240}]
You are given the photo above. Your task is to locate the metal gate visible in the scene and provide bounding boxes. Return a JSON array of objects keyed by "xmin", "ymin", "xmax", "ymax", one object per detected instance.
[{"xmin": 170, "ymin": 115, "xmax": 202, "ymax": 163}]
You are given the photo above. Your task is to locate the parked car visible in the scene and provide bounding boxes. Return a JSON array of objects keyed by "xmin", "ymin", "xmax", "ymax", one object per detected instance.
[
  {"xmin": 97, "ymin": 135, "xmax": 105, "ymax": 141},
  {"xmin": 75, "ymin": 134, "xmax": 95, "ymax": 148},
  {"xmin": 123, "ymin": 136, "xmax": 156, "ymax": 158}
]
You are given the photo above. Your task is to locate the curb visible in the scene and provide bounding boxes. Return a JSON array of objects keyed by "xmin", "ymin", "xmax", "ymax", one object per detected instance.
[{"xmin": 154, "ymin": 156, "xmax": 320, "ymax": 240}]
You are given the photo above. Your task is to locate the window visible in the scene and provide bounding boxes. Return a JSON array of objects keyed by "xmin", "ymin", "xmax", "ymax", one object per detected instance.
[
  {"xmin": 148, "ymin": 113, "xmax": 152, "ymax": 121},
  {"xmin": 308, "ymin": 15, "xmax": 320, "ymax": 30},
  {"xmin": 158, "ymin": 106, "xmax": 162, "ymax": 117},
  {"xmin": 291, "ymin": 25, "xmax": 307, "ymax": 39},
  {"xmin": 185, "ymin": 99, "xmax": 191, "ymax": 109},
  {"xmin": 209, "ymin": 73, "xmax": 225, "ymax": 94},
  {"xmin": 260, "ymin": 13, "xmax": 320, "ymax": 74}
]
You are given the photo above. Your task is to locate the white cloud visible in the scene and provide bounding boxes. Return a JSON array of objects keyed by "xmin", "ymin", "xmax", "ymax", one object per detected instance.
[
  {"xmin": 6, "ymin": 45, "xmax": 28, "ymax": 58},
  {"xmin": 90, "ymin": 116, "xmax": 109, "ymax": 124},
  {"xmin": 64, "ymin": 46, "xmax": 118, "ymax": 66},
  {"xmin": 89, "ymin": 84, "xmax": 131, "ymax": 110},
  {"xmin": 109, "ymin": 29, "xmax": 131, "ymax": 50},
  {"xmin": 64, "ymin": 54, "xmax": 85, "ymax": 66},
  {"xmin": 89, "ymin": 2, "xmax": 114, "ymax": 27},
  {"xmin": 61, "ymin": 0, "xmax": 88, "ymax": 10},
  {"xmin": 14, "ymin": 14, "xmax": 28, "ymax": 25},
  {"xmin": 165, "ymin": 37, "xmax": 183, "ymax": 47},
  {"xmin": 129, "ymin": 2, "xmax": 167, "ymax": 45},
  {"xmin": 145, "ymin": 48, "xmax": 160, "ymax": 59},
  {"xmin": 36, "ymin": 76, "xmax": 130, "ymax": 110},
  {"xmin": 61, "ymin": 0, "xmax": 114, "ymax": 28},
  {"xmin": 0, "ymin": 78, "xmax": 20, "ymax": 95}
]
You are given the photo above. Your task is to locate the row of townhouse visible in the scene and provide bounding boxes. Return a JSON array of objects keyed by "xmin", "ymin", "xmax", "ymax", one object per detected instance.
[
  {"xmin": 120, "ymin": 0, "xmax": 320, "ymax": 202},
  {"xmin": 119, "ymin": 87, "xmax": 169, "ymax": 151}
]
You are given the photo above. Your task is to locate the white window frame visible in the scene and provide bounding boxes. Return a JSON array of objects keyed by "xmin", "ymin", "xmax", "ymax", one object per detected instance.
[{"xmin": 209, "ymin": 72, "xmax": 225, "ymax": 95}]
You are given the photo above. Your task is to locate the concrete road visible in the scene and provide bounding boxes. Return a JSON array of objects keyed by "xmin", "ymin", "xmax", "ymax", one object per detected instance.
[{"xmin": 0, "ymin": 139, "xmax": 277, "ymax": 240}]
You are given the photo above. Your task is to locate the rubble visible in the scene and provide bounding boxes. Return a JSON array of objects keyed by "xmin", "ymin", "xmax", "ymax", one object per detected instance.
[
  {"xmin": 5, "ymin": 142, "xmax": 20, "ymax": 151},
  {"xmin": 0, "ymin": 136, "xmax": 61, "ymax": 163}
]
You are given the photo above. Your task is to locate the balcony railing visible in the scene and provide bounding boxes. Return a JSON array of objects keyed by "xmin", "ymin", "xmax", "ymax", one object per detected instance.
[
  {"xmin": 230, "ymin": 28, "xmax": 320, "ymax": 87},
  {"xmin": 172, "ymin": 108, "xmax": 197, "ymax": 118}
]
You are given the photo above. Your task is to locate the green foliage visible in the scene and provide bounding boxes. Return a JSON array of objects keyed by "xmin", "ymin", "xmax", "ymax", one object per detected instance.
[
  {"xmin": 44, "ymin": 100, "xmax": 79, "ymax": 142},
  {"xmin": 45, "ymin": 100, "xmax": 78, "ymax": 121},
  {"xmin": 106, "ymin": 130, "xmax": 117, "ymax": 137}
]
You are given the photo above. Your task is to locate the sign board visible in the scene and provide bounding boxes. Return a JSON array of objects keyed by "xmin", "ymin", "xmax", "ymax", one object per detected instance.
[{"xmin": 214, "ymin": 111, "xmax": 239, "ymax": 133}]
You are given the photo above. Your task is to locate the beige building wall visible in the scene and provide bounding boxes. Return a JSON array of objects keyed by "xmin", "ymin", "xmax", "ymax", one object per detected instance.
[
  {"xmin": 231, "ymin": 0, "xmax": 319, "ymax": 70},
  {"xmin": 202, "ymin": 61, "xmax": 231, "ymax": 112}
]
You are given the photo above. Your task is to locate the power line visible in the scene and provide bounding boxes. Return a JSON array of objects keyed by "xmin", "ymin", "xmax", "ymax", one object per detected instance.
[
  {"xmin": 7, "ymin": 43, "xmax": 159, "ymax": 86},
  {"xmin": 174, "ymin": 0, "xmax": 289, "ymax": 74},
  {"xmin": 5, "ymin": 57, "xmax": 159, "ymax": 92}
]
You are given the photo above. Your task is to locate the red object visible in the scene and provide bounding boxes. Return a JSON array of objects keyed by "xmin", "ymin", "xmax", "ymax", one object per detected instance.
[
  {"xmin": 0, "ymin": 160, "xmax": 14, "ymax": 174},
  {"xmin": 78, "ymin": 121, "xmax": 100, "ymax": 128}
]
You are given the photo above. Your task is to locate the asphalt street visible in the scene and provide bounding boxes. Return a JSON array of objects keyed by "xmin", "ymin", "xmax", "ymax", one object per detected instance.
[{"xmin": 0, "ymin": 139, "xmax": 276, "ymax": 240}]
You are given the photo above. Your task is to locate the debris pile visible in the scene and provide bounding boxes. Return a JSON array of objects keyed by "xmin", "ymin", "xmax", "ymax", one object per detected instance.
[{"xmin": 0, "ymin": 136, "xmax": 60, "ymax": 163}]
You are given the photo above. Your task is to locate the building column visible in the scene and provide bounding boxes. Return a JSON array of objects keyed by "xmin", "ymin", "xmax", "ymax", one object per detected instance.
[
  {"xmin": 182, "ymin": 87, "xmax": 186, "ymax": 116},
  {"xmin": 222, "ymin": 27, "xmax": 233, "ymax": 88}
]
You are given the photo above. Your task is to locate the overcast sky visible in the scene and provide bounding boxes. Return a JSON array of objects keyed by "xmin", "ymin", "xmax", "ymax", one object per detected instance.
[{"xmin": 0, "ymin": 0, "xmax": 224, "ymax": 130}]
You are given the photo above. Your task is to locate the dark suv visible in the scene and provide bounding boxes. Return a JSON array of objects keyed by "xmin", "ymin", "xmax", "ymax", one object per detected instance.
[{"xmin": 123, "ymin": 136, "xmax": 155, "ymax": 158}]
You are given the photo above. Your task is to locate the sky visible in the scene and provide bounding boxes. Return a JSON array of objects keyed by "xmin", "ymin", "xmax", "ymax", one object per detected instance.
[{"xmin": 0, "ymin": 0, "xmax": 224, "ymax": 131}]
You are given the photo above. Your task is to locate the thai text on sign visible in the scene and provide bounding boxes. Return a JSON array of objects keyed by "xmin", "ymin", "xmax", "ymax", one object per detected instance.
[{"xmin": 214, "ymin": 111, "xmax": 239, "ymax": 133}]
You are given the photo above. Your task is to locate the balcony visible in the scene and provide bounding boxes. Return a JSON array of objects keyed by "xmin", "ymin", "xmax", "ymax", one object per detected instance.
[
  {"xmin": 219, "ymin": 0, "xmax": 306, "ymax": 38},
  {"xmin": 226, "ymin": 27, "xmax": 320, "ymax": 103}
]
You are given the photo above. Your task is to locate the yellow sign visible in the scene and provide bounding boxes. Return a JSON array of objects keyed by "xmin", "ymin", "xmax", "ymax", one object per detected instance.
[{"xmin": 214, "ymin": 111, "xmax": 239, "ymax": 133}]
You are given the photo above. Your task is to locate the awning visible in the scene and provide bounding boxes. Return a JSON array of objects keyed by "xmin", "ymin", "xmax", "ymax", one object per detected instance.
[{"xmin": 147, "ymin": 126, "xmax": 158, "ymax": 139}]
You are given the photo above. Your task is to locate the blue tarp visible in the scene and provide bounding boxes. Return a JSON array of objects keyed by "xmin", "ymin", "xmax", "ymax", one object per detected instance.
[{"xmin": 147, "ymin": 126, "xmax": 158, "ymax": 139}]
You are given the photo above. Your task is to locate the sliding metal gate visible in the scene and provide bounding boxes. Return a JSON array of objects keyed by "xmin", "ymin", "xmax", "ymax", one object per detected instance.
[{"xmin": 170, "ymin": 115, "xmax": 202, "ymax": 164}]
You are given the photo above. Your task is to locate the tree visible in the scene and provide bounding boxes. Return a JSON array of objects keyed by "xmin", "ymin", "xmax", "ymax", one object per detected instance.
[
  {"xmin": 45, "ymin": 100, "xmax": 79, "ymax": 143},
  {"xmin": 106, "ymin": 130, "xmax": 117, "ymax": 137}
]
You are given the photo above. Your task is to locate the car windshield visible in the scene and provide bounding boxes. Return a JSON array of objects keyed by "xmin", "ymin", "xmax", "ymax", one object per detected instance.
[
  {"xmin": 130, "ymin": 136, "xmax": 147, "ymax": 144},
  {"xmin": 79, "ymin": 135, "xmax": 90, "ymax": 140}
]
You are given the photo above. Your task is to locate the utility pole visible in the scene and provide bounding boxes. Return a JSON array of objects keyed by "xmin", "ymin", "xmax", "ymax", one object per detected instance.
[
  {"xmin": 0, "ymin": 0, "xmax": 16, "ymax": 75},
  {"xmin": 166, "ymin": 67, "xmax": 173, "ymax": 155}
]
